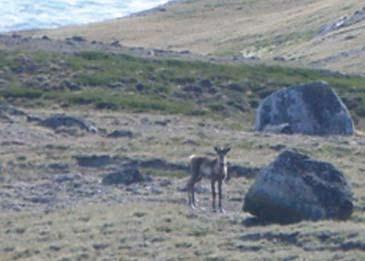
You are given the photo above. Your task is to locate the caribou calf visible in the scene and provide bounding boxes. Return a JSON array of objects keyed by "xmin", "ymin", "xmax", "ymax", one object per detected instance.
[{"xmin": 187, "ymin": 146, "xmax": 231, "ymax": 212}]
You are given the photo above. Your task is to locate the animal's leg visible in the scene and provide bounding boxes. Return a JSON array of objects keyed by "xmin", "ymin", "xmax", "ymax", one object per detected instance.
[
  {"xmin": 187, "ymin": 182, "xmax": 192, "ymax": 207},
  {"xmin": 189, "ymin": 162, "xmax": 201, "ymax": 208},
  {"xmin": 192, "ymin": 176, "xmax": 203, "ymax": 207},
  {"xmin": 187, "ymin": 178, "xmax": 195, "ymax": 209},
  {"xmin": 191, "ymin": 182, "xmax": 198, "ymax": 207},
  {"xmin": 211, "ymin": 180, "xmax": 216, "ymax": 211},
  {"xmin": 218, "ymin": 180, "xmax": 225, "ymax": 213}
]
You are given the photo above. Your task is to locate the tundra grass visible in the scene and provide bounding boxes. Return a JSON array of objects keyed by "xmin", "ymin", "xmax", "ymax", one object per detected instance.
[{"xmin": 1, "ymin": 49, "xmax": 365, "ymax": 127}]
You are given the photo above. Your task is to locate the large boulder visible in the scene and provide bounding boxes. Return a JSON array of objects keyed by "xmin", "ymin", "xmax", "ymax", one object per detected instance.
[
  {"xmin": 243, "ymin": 150, "xmax": 353, "ymax": 223},
  {"xmin": 254, "ymin": 81, "xmax": 354, "ymax": 135}
]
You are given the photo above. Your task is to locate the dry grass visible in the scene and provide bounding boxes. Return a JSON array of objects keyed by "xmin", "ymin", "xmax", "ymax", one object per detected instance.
[
  {"xmin": 23, "ymin": 0, "xmax": 365, "ymax": 75},
  {"xmin": 1, "ymin": 30, "xmax": 365, "ymax": 259},
  {"xmin": 1, "ymin": 107, "xmax": 365, "ymax": 260},
  {"xmin": 2, "ymin": 200, "xmax": 365, "ymax": 260}
]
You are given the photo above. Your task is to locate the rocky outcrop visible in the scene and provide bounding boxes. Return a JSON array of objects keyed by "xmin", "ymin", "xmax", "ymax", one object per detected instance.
[
  {"xmin": 31, "ymin": 114, "xmax": 98, "ymax": 133},
  {"xmin": 243, "ymin": 150, "xmax": 353, "ymax": 223},
  {"xmin": 319, "ymin": 7, "xmax": 365, "ymax": 35},
  {"xmin": 254, "ymin": 81, "xmax": 354, "ymax": 135}
]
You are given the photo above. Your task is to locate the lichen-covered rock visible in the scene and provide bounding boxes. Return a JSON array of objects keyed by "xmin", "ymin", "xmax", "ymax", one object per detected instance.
[
  {"xmin": 243, "ymin": 150, "xmax": 353, "ymax": 223},
  {"xmin": 254, "ymin": 81, "xmax": 354, "ymax": 135}
]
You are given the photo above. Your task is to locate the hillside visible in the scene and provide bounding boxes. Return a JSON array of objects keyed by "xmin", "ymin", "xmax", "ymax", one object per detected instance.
[
  {"xmin": 1, "ymin": 31, "xmax": 365, "ymax": 260},
  {"xmin": 22, "ymin": 0, "xmax": 365, "ymax": 75},
  {"xmin": 1, "ymin": 35, "xmax": 365, "ymax": 129}
]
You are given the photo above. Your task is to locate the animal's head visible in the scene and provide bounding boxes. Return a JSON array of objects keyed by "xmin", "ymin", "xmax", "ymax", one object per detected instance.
[
  {"xmin": 214, "ymin": 146, "xmax": 231, "ymax": 182},
  {"xmin": 214, "ymin": 146, "xmax": 231, "ymax": 164}
]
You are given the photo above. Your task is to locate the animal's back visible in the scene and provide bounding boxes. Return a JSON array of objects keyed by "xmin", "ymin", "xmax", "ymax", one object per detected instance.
[
  {"xmin": 189, "ymin": 155, "xmax": 209, "ymax": 169},
  {"xmin": 189, "ymin": 154, "xmax": 214, "ymax": 178}
]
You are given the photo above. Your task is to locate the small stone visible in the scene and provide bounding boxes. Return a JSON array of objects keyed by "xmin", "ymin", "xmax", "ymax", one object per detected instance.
[
  {"xmin": 107, "ymin": 130, "xmax": 133, "ymax": 138},
  {"xmin": 160, "ymin": 179, "xmax": 172, "ymax": 187}
]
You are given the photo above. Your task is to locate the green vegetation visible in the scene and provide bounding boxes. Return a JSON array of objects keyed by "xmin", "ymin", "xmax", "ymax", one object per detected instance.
[
  {"xmin": 0, "ymin": 85, "xmax": 43, "ymax": 99},
  {"xmin": 1, "ymin": 49, "xmax": 365, "ymax": 127}
]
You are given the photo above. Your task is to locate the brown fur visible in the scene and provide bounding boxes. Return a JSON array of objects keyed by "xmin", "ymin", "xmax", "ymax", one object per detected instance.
[{"xmin": 187, "ymin": 146, "xmax": 231, "ymax": 212}]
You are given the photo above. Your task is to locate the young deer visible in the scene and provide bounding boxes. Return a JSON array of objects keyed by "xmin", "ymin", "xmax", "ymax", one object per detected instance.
[{"xmin": 187, "ymin": 146, "xmax": 231, "ymax": 212}]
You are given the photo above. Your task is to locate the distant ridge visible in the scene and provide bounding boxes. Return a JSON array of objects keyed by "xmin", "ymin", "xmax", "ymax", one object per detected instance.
[{"xmin": 22, "ymin": 0, "xmax": 365, "ymax": 75}]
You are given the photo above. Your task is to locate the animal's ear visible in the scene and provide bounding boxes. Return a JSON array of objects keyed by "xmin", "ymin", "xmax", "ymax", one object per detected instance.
[
  {"xmin": 214, "ymin": 146, "xmax": 220, "ymax": 153},
  {"xmin": 224, "ymin": 147, "xmax": 231, "ymax": 154}
]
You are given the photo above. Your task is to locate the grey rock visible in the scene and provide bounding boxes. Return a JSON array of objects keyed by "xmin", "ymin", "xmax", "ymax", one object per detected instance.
[
  {"xmin": 92, "ymin": 243, "xmax": 109, "ymax": 250},
  {"xmin": 74, "ymin": 155, "xmax": 116, "ymax": 168},
  {"xmin": 62, "ymin": 80, "xmax": 81, "ymax": 90},
  {"xmin": 182, "ymin": 85, "xmax": 202, "ymax": 95},
  {"xmin": 135, "ymin": 83, "xmax": 145, "ymax": 91},
  {"xmin": 39, "ymin": 114, "xmax": 98, "ymax": 133},
  {"xmin": 48, "ymin": 163, "xmax": 69, "ymax": 171},
  {"xmin": 228, "ymin": 164, "xmax": 260, "ymax": 179},
  {"xmin": 102, "ymin": 168, "xmax": 152, "ymax": 186},
  {"xmin": 320, "ymin": 7, "xmax": 365, "ymax": 35},
  {"xmin": 269, "ymin": 144, "xmax": 287, "ymax": 151},
  {"xmin": 70, "ymin": 35, "xmax": 86, "ymax": 42},
  {"xmin": 53, "ymin": 173, "xmax": 81, "ymax": 183},
  {"xmin": 199, "ymin": 79, "xmax": 213, "ymax": 88},
  {"xmin": 154, "ymin": 119, "xmax": 170, "ymax": 126},
  {"xmin": 254, "ymin": 81, "xmax": 354, "ymax": 135},
  {"xmin": 148, "ymin": 185, "xmax": 163, "ymax": 194},
  {"xmin": 159, "ymin": 179, "xmax": 173, "ymax": 187},
  {"xmin": 26, "ymin": 115, "xmax": 43, "ymax": 123},
  {"xmin": 111, "ymin": 40, "xmax": 121, "ymax": 47},
  {"xmin": 26, "ymin": 196, "xmax": 53, "ymax": 204},
  {"xmin": 340, "ymin": 241, "xmax": 365, "ymax": 251},
  {"xmin": 13, "ymin": 55, "xmax": 39, "ymax": 73},
  {"xmin": 273, "ymin": 56, "xmax": 286, "ymax": 62},
  {"xmin": 107, "ymin": 130, "xmax": 133, "ymax": 138},
  {"xmin": 243, "ymin": 150, "xmax": 353, "ymax": 223}
]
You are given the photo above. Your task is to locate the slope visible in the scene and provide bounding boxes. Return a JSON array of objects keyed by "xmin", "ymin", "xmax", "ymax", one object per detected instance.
[{"xmin": 21, "ymin": 0, "xmax": 365, "ymax": 75}]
